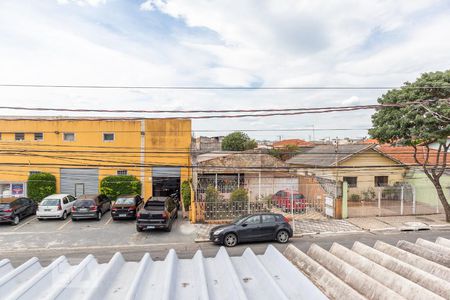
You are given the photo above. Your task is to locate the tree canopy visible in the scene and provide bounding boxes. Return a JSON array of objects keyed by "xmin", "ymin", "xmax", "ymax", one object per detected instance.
[
  {"xmin": 221, "ymin": 131, "xmax": 258, "ymax": 151},
  {"xmin": 370, "ymin": 70, "xmax": 450, "ymax": 145},
  {"xmin": 370, "ymin": 70, "xmax": 450, "ymax": 221}
]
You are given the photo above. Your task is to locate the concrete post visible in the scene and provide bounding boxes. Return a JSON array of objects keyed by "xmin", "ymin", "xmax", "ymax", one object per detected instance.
[
  {"xmin": 291, "ymin": 185, "xmax": 295, "ymax": 234},
  {"xmin": 377, "ymin": 188, "xmax": 381, "ymax": 216},
  {"xmin": 400, "ymin": 186, "xmax": 404, "ymax": 215},
  {"xmin": 412, "ymin": 185, "xmax": 416, "ymax": 215},
  {"xmin": 214, "ymin": 173, "xmax": 218, "ymax": 189},
  {"xmin": 342, "ymin": 181, "xmax": 348, "ymax": 219}
]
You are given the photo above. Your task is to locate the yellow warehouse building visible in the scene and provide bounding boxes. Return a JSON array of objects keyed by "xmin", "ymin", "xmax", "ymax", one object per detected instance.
[{"xmin": 0, "ymin": 117, "xmax": 191, "ymax": 199}]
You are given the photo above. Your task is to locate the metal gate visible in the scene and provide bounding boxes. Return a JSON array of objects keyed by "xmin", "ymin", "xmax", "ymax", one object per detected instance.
[{"xmin": 60, "ymin": 168, "xmax": 99, "ymax": 197}]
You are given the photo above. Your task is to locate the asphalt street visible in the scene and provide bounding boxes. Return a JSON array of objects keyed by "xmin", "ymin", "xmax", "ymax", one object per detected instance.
[{"xmin": 2, "ymin": 220, "xmax": 449, "ymax": 266}]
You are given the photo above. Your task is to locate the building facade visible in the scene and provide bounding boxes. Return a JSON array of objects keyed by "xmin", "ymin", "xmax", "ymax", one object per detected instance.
[{"xmin": 0, "ymin": 117, "xmax": 191, "ymax": 199}]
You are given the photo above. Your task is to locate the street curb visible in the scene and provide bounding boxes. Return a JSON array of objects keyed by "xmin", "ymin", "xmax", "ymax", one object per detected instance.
[{"xmin": 195, "ymin": 229, "xmax": 366, "ymax": 242}]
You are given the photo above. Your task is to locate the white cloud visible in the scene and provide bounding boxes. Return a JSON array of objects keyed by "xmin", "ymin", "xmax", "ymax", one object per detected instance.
[
  {"xmin": 0, "ymin": 0, "xmax": 449, "ymax": 140},
  {"xmin": 57, "ymin": 0, "xmax": 107, "ymax": 6}
]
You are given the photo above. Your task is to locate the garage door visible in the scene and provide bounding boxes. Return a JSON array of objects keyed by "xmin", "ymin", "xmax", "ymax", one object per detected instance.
[
  {"xmin": 152, "ymin": 167, "xmax": 181, "ymax": 197},
  {"xmin": 60, "ymin": 168, "xmax": 99, "ymax": 197}
]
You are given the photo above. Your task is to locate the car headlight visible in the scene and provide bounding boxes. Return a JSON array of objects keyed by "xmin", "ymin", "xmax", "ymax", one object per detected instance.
[{"xmin": 214, "ymin": 228, "xmax": 225, "ymax": 235}]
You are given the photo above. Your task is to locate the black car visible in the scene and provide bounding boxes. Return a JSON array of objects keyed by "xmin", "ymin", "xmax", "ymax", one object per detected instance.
[
  {"xmin": 71, "ymin": 194, "xmax": 111, "ymax": 221},
  {"xmin": 209, "ymin": 213, "xmax": 293, "ymax": 247},
  {"xmin": 0, "ymin": 197, "xmax": 37, "ymax": 225},
  {"xmin": 136, "ymin": 196, "xmax": 178, "ymax": 232},
  {"xmin": 111, "ymin": 194, "xmax": 143, "ymax": 220}
]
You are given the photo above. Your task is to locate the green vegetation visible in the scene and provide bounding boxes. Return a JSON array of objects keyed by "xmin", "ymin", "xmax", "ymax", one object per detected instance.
[
  {"xmin": 181, "ymin": 180, "xmax": 191, "ymax": 211},
  {"xmin": 369, "ymin": 70, "xmax": 450, "ymax": 221},
  {"xmin": 222, "ymin": 131, "xmax": 257, "ymax": 151},
  {"xmin": 205, "ymin": 185, "xmax": 220, "ymax": 202},
  {"xmin": 230, "ymin": 188, "xmax": 249, "ymax": 203},
  {"xmin": 27, "ymin": 172, "xmax": 56, "ymax": 202},
  {"xmin": 100, "ymin": 175, "xmax": 141, "ymax": 200}
]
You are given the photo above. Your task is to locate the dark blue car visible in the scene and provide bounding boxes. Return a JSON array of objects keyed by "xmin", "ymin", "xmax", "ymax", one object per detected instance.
[{"xmin": 210, "ymin": 213, "xmax": 293, "ymax": 247}]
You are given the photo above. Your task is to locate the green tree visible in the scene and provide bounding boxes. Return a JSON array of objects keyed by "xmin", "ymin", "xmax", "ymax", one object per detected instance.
[
  {"xmin": 100, "ymin": 175, "xmax": 142, "ymax": 200},
  {"xmin": 369, "ymin": 70, "xmax": 450, "ymax": 221},
  {"xmin": 222, "ymin": 131, "xmax": 257, "ymax": 151},
  {"xmin": 27, "ymin": 172, "xmax": 57, "ymax": 202},
  {"xmin": 230, "ymin": 188, "xmax": 249, "ymax": 203}
]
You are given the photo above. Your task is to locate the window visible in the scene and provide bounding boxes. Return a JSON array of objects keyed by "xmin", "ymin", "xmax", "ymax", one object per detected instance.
[
  {"xmin": 68, "ymin": 195, "xmax": 76, "ymax": 202},
  {"xmin": 245, "ymin": 215, "xmax": 261, "ymax": 225},
  {"xmin": 34, "ymin": 132, "xmax": 43, "ymax": 141},
  {"xmin": 103, "ymin": 133, "xmax": 115, "ymax": 142},
  {"xmin": 262, "ymin": 215, "xmax": 276, "ymax": 223},
  {"xmin": 29, "ymin": 171, "xmax": 41, "ymax": 175},
  {"xmin": 0, "ymin": 133, "xmax": 2, "ymax": 140},
  {"xmin": 343, "ymin": 177, "xmax": 358, "ymax": 188},
  {"xmin": 63, "ymin": 132, "xmax": 75, "ymax": 141},
  {"xmin": 375, "ymin": 176, "xmax": 389, "ymax": 187},
  {"xmin": 15, "ymin": 133, "xmax": 25, "ymax": 141},
  {"xmin": 117, "ymin": 170, "xmax": 128, "ymax": 175},
  {"xmin": 63, "ymin": 197, "xmax": 69, "ymax": 205}
]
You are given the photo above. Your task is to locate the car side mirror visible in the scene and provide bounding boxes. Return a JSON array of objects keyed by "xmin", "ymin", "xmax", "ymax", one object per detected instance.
[{"xmin": 242, "ymin": 223, "xmax": 248, "ymax": 227}]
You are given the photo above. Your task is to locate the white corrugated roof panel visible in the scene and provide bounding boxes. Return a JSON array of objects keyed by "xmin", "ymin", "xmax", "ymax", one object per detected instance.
[{"xmin": 0, "ymin": 245, "xmax": 326, "ymax": 300}]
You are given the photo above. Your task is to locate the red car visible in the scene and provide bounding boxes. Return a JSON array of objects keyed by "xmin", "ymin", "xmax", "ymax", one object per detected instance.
[{"xmin": 272, "ymin": 190, "xmax": 306, "ymax": 212}]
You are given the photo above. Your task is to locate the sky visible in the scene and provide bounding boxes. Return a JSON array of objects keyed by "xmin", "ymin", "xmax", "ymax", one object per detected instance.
[{"xmin": 0, "ymin": 0, "xmax": 449, "ymax": 141}]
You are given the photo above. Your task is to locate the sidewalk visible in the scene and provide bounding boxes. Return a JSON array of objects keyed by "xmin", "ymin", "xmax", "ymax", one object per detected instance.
[
  {"xmin": 195, "ymin": 218, "xmax": 363, "ymax": 242},
  {"xmin": 347, "ymin": 214, "xmax": 450, "ymax": 231}
]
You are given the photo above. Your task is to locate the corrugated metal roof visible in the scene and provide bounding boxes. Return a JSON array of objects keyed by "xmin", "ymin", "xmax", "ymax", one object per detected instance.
[
  {"xmin": 0, "ymin": 245, "xmax": 326, "ymax": 300},
  {"xmin": 284, "ymin": 237, "xmax": 450, "ymax": 300}
]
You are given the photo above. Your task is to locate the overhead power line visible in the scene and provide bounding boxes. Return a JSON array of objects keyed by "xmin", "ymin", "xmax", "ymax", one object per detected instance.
[
  {"xmin": 1, "ymin": 84, "xmax": 450, "ymax": 90},
  {"xmin": 0, "ymin": 100, "xmax": 437, "ymax": 114}
]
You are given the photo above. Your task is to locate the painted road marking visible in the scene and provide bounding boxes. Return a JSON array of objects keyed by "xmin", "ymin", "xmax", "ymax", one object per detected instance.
[
  {"xmin": 57, "ymin": 219, "xmax": 72, "ymax": 231},
  {"xmin": 104, "ymin": 216, "xmax": 113, "ymax": 226},
  {"xmin": 12, "ymin": 216, "xmax": 37, "ymax": 231}
]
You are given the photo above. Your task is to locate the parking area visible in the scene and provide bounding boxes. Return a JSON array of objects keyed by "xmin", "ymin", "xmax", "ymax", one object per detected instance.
[{"xmin": 0, "ymin": 212, "xmax": 198, "ymax": 251}]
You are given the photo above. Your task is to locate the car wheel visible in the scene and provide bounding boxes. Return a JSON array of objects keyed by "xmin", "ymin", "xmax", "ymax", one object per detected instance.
[
  {"xmin": 97, "ymin": 211, "xmax": 102, "ymax": 221},
  {"xmin": 136, "ymin": 225, "xmax": 143, "ymax": 232},
  {"xmin": 61, "ymin": 211, "xmax": 67, "ymax": 220},
  {"xmin": 165, "ymin": 221, "xmax": 173, "ymax": 232},
  {"xmin": 224, "ymin": 233, "xmax": 237, "ymax": 247},
  {"xmin": 276, "ymin": 230, "xmax": 289, "ymax": 243},
  {"xmin": 11, "ymin": 215, "xmax": 20, "ymax": 226}
]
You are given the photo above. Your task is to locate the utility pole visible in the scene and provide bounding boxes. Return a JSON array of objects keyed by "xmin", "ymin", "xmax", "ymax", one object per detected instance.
[{"xmin": 335, "ymin": 137, "xmax": 339, "ymax": 200}]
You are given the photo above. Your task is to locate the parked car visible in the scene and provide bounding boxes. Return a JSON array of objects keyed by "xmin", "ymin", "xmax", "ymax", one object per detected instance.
[
  {"xmin": 0, "ymin": 197, "xmax": 37, "ymax": 225},
  {"xmin": 136, "ymin": 196, "xmax": 178, "ymax": 232},
  {"xmin": 111, "ymin": 194, "xmax": 142, "ymax": 220},
  {"xmin": 71, "ymin": 194, "xmax": 111, "ymax": 221},
  {"xmin": 209, "ymin": 213, "xmax": 293, "ymax": 247},
  {"xmin": 37, "ymin": 194, "xmax": 76, "ymax": 220},
  {"xmin": 272, "ymin": 190, "xmax": 306, "ymax": 212}
]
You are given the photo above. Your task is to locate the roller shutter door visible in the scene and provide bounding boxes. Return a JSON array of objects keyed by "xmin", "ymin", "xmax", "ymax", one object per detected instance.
[
  {"xmin": 152, "ymin": 167, "xmax": 181, "ymax": 178},
  {"xmin": 60, "ymin": 168, "xmax": 99, "ymax": 197}
]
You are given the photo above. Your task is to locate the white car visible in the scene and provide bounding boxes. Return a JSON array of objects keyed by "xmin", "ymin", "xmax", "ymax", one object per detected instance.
[{"xmin": 37, "ymin": 194, "xmax": 76, "ymax": 220}]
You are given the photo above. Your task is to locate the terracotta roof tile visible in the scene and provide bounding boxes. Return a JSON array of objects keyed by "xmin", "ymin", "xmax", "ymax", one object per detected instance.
[
  {"xmin": 273, "ymin": 139, "xmax": 314, "ymax": 148},
  {"xmin": 377, "ymin": 145, "xmax": 448, "ymax": 165}
]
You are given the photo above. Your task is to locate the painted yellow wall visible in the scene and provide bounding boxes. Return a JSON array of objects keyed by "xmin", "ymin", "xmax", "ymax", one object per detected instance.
[{"xmin": 0, "ymin": 118, "xmax": 191, "ymax": 199}]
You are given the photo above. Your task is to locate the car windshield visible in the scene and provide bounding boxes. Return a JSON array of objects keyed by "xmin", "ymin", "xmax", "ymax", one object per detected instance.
[
  {"xmin": 115, "ymin": 198, "xmax": 134, "ymax": 205},
  {"xmin": 74, "ymin": 200, "xmax": 94, "ymax": 207},
  {"xmin": 40, "ymin": 199, "xmax": 60, "ymax": 206},
  {"xmin": 232, "ymin": 215, "xmax": 248, "ymax": 225}
]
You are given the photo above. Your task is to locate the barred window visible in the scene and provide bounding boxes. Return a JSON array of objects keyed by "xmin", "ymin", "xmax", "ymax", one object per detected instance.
[{"xmin": 117, "ymin": 170, "xmax": 128, "ymax": 175}]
